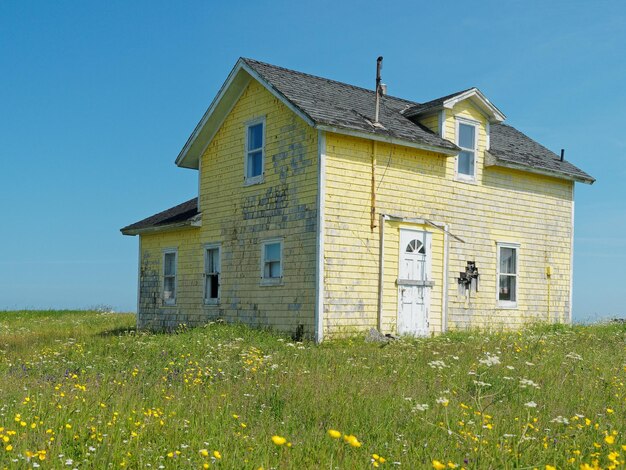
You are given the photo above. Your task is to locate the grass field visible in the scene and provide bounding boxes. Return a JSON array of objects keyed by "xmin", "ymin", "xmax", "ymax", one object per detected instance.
[{"xmin": 0, "ymin": 311, "xmax": 624, "ymax": 469}]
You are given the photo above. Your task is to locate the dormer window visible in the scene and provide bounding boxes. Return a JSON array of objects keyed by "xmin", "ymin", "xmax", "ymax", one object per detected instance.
[{"xmin": 456, "ymin": 120, "xmax": 477, "ymax": 181}]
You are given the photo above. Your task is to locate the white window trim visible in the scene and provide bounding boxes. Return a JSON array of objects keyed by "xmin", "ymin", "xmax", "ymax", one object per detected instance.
[
  {"xmin": 455, "ymin": 117, "xmax": 478, "ymax": 183},
  {"xmin": 244, "ymin": 116, "xmax": 266, "ymax": 186},
  {"xmin": 162, "ymin": 248, "xmax": 178, "ymax": 306},
  {"xmin": 496, "ymin": 242, "xmax": 520, "ymax": 309},
  {"xmin": 260, "ymin": 238, "xmax": 284, "ymax": 286},
  {"xmin": 203, "ymin": 243, "xmax": 221, "ymax": 305}
]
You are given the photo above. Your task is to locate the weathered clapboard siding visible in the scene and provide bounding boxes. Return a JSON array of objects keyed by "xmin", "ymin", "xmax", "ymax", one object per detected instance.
[
  {"xmin": 323, "ymin": 98, "xmax": 573, "ymax": 335},
  {"xmin": 140, "ymin": 80, "xmax": 318, "ymax": 334}
]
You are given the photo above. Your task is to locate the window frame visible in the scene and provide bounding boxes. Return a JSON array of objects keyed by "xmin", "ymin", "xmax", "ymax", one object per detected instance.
[
  {"xmin": 260, "ymin": 238, "xmax": 283, "ymax": 286},
  {"xmin": 496, "ymin": 242, "xmax": 520, "ymax": 308},
  {"xmin": 244, "ymin": 116, "xmax": 266, "ymax": 186},
  {"xmin": 162, "ymin": 248, "xmax": 178, "ymax": 306},
  {"xmin": 455, "ymin": 118, "xmax": 478, "ymax": 182},
  {"xmin": 203, "ymin": 243, "xmax": 221, "ymax": 305}
]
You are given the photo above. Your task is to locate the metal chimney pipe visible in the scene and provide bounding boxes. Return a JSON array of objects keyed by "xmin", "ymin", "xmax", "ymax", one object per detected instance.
[
  {"xmin": 375, "ymin": 56, "xmax": 383, "ymax": 123},
  {"xmin": 560, "ymin": 149, "xmax": 565, "ymax": 162}
]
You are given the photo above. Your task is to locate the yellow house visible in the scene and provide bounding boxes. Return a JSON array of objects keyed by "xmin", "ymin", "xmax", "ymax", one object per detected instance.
[{"xmin": 121, "ymin": 57, "xmax": 594, "ymax": 341}]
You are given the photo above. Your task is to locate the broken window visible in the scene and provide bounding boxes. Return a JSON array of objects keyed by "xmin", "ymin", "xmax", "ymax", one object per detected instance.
[
  {"xmin": 204, "ymin": 245, "xmax": 220, "ymax": 304},
  {"xmin": 163, "ymin": 250, "xmax": 177, "ymax": 305}
]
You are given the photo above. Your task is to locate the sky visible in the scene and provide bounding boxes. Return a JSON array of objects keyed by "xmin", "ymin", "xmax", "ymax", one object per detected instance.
[{"xmin": 0, "ymin": 1, "xmax": 624, "ymax": 321}]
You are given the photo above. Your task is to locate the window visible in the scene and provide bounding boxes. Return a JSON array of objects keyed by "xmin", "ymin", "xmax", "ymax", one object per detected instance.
[
  {"xmin": 457, "ymin": 121, "xmax": 477, "ymax": 179},
  {"xmin": 245, "ymin": 118, "xmax": 265, "ymax": 184},
  {"xmin": 497, "ymin": 243, "xmax": 519, "ymax": 307},
  {"xmin": 261, "ymin": 239, "xmax": 283, "ymax": 285},
  {"xmin": 204, "ymin": 245, "xmax": 221, "ymax": 304},
  {"xmin": 163, "ymin": 250, "xmax": 177, "ymax": 305}
]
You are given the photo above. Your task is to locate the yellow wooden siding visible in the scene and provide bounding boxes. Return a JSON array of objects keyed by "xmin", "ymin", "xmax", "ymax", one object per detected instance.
[
  {"xmin": 418, "ymin": 113, "xmax": 440, "ymax": 134},
  {"xmin": 323, "ymin": 98, "xmax": 573, "ymax": 335},
  {"xmin": 140, "ymin": 80, "xmax": 319, "ymax": 335},
  {"xmin": 139, "ymin": 228, "xmax": 201, "ymax": 329}
]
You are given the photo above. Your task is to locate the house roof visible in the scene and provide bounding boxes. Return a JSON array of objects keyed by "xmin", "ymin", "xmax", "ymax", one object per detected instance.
[
  {"xmin": 240, "ymin": 58, "xmax": 459, "ymax": 152},
  {"xmin": 488, "ymin": 124, "xmax": 595, "ymax": 184},
  {"xmin": 174, "ymin": 57, "xmax": 592, "ymax": 184},
  {"xmin": 120, "ymin": 198, "xmax": 199, "ymax": 235},
  {"xmin": 402, "ymin": 87, "xmax": 506, "ymax": 123}
]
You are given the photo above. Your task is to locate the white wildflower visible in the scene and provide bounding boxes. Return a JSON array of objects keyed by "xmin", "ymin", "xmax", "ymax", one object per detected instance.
[
  {"xmin": 566, "ymin": 352, "xmax": 583, "ymax": 361},
  {"xmin": 519, "ymin": 378, "xmax": 540, "ymax": 389},
  {"xmin": 65, "ymin": 459, "xmax": 74, "ymax": 466},
  {"xmin": 412, "ymin": 403, "xmax": 429, "ymax": 412},
  {"xmin": 479, "ymin": 354, "xmax": 501, "ymax": 367},
  {"xmin": 524, "ymin": 401, "xmax": 538, "ymax": 408},
  {"xmin": 506, "ymin": 365, "xmax": 515, "ymax": 370},
  {"xmin": 551, "ymin": 416, "xmax": 569, "ymax": 424},
  {"xmin": 473, "ymin": 380, "xmax": 492, "ymax": 387},
  {"xmin": 525, "ymin": 361, "xmax": 535, "ymax": 366},
  {"xmin": 428, "ymin": 360, "xmax": 447, "ymax": 370},
  {"xmin": 436, "ymin": 397, "xmax": 449, "ymax": 406}
]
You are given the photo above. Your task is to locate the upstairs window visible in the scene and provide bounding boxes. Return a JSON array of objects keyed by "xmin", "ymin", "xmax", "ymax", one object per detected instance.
[
  {"xmin": 457, "ymin": 121, "xmax": 477, "ymax": 179},
  {"xmin": 204, "ymin": 245, "xmax": 221, "ymax": 304},
  {"xmin": 497, "ymin": 243, "xmax": 519, "ymax": 307},
  {"xmin": 245, "ymin": 118, "xmax": 265, "ymax": 184},
  {"xmin": 261, "ymin": 239, "xmax": 283, "ymax": 285},
  {"xmin": 163, "ymin": 250, "xmax": 177, "ymax": 305}
]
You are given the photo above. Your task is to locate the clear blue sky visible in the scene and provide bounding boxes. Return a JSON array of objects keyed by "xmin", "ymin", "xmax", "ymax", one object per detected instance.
[{"xmin": 1, "ymin": 1, "xmax": 624, "ymax": 321}]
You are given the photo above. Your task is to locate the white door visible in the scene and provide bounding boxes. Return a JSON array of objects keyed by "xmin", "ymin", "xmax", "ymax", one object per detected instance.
[{"xmin": 397, "ymin": 229, "xmax": 432, "ymax": 336}]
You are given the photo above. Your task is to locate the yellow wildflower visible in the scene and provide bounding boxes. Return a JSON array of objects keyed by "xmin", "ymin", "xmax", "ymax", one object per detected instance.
[
  {"xmin": 432, "ymin": 460, "xmax": 446, "ymax": 470},
  {"xmin": 199, "ymin": 449, "xmax": 209, "ymax": 457},
  {"xmin": 213, "ymin": 451, "xmax": 221, "ymax": 459},
  {"xmin": 607, "ymin": 408, "xmax": 615, "ymax": 414},
  {"xmin": 343, "ymin": 434, "xmax": 362, "ymax": 447},
  {"xmin": 271, "ymin": 435, "xmax": 287, "ymax": 446},
  {"xmin": 605, "ymin": 435, "xmax": 615, "ymax": 445},
  {"xmin": 5, "ymin": 445, "xmax": 13, "ymax": 451},
  {"xmin": 608, "ymin": 451, "xmax": 619, "ymax": 463},
  {"xmin": 546, "ymin": 465, "xmax": 556, "ymax": 470},
  {"xmin": 448, "ymin": 462, "xmax": 458, "ymax": 468},
  {"xmin": 328, "ymin": 429, "xmax": 341, "ymax": 439}
]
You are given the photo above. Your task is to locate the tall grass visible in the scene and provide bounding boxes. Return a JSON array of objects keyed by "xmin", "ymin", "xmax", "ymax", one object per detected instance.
[{"xmin": 0, "ymin": 311, "xmax": 624, "ymax": 469}]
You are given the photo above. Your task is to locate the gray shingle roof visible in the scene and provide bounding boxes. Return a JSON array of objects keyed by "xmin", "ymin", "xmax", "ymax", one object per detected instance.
[
  {"xmin": 402, "ymin": 88, "xmax": 474, "ymax": 118},
  {"xmin": 120, "ymin": 198, "xmax": 198, "ymax": 235},
  {"xmin": 242, "ymin": 58, "xmax": 458, "ymax": 152},
  {"xmin": 489, "ymin": 124, "xmax": 595, "ymax": 183}
]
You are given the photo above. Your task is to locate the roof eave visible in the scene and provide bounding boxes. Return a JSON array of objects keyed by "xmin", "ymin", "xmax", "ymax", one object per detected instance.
[
  {"xmin": 120, "ymin": 213, "xmax": 202, "ymax": 236},
  {"xmin": 485, "ymin": 151, "xmax": 595, "ymax": 184},
  {"xmin": 175, "ymin": 58, "xmax": 316, "ymax": 170},
  {"xmin": 316, "ymin": 124, "xmax": 459, "ymax": 156},
  {"xmin": 442, "ymin": 88, "xmax": 506, "ymax": 123}
]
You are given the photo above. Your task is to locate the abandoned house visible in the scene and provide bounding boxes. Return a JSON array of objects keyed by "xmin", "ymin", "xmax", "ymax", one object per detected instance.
[{"xmin": 121, "ymin": 57, "xmax": 594, "ymax": 341}]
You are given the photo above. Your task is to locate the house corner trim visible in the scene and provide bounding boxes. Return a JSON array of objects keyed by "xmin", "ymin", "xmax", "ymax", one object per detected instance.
[{"xmin": 315, "ymin": 130, "xmax": 326, "ymax": 343}]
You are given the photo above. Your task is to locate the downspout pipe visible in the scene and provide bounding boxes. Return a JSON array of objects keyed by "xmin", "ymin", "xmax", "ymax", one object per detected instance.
[{"xmin": 377, "ymin": 214, "xmax": 387, "ymax": 331}]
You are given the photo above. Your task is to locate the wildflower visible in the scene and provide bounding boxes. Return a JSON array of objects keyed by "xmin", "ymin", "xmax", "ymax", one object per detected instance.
[
  {"xmin": 605, "ymin": 435, "xmax": 615, "ymax": 445},
  {"xmin": 5, "ymin": 445, "xmax": 12, "ymax": 451},
  {"xmin": 412, "ymin": 404, "xmax": 429, "ymax": 412},
  {"xmin": 545, "ymin": 466, "xmax": 556, "ymax": 470},
  {"xmin": 328, "ymin": 429, "xmax": 341, "ymax": 439},
  {"xmin": 436, "ymin": 397, "xmax": 449, "ymax": 407},
  {"xmin": 607, "ymin": 408, "xmax": 615, "ymax": 414},
  {"xmin": 524, "ymin": 401, "xmax": 538, "ymax": 408},
  {"xmin": 199, "ymin": 449, "xmax": 209, "ymax": 457},
  {"xmin": 343, "ymin": 434, "xmax": 361, "ymax": 447},
  {"xmin": 213, "ymin": 451, "xmax": 221, "ymax": 459},
  {"xmin": 479, "ymin": 354, "xmax": 501, "ymax": 367},
  {"xmin": 448, "ymin": 462, "xmax": 458, "ymax": 468},
  {"xmin": 432, "ymin": 460, "xmax": 446, "ymax": 470},
  {"xmin": 608, "ymin": 452, "xmax": 619, "ymax": 463},
  {"xmin": 271, "ymin": 435, "xmax": 287, "ymax": 446}
]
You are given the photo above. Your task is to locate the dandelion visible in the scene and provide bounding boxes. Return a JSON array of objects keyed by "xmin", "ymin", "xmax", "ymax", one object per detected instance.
[
  {"xmin": 271, "ymin": 435, "xmax": 287, "ymax": 446},
  {"xmin": 432, "ymin": 460, "xmax": 446, "ymax": 470},
  {"xmin": 213, "ymin": 451, "xmax": 221, "ymax": 459},
  {"xmin": 199, "ymin": 449, "xmax": 209, "ymax": 457},
  {"xmin": 605, "ymin": 435, "xmax": 615, "ymax": 445},
  {"xmin": 343, "ymin": 434, "xmax": 362, "ymax": 447},
  {"xmin": 328, "ymin": 429, "xmax": 341, "ymax": 439}
]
